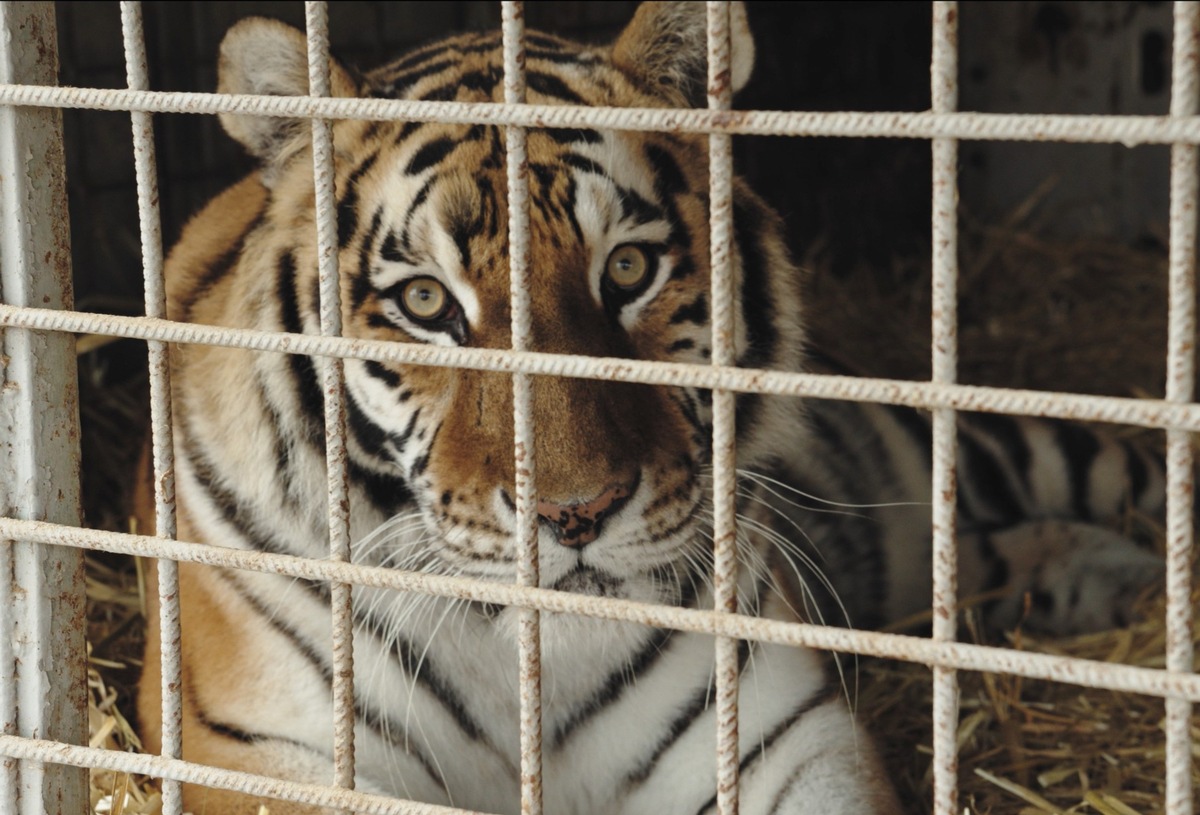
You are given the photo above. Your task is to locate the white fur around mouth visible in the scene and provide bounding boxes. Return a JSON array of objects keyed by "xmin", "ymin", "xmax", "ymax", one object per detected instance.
[{"xmin": 551, "ymin": 566, "xmax": 623, "ymax": 597}]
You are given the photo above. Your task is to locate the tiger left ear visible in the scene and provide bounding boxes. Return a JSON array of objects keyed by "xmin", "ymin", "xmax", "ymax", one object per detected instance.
[
  {"xmin": 612, "ymin": 1, "xmax": 755, "ymax": 107},
  {"xmin": 217, "ymin": 17, "xmax": 358, "ymax": 175}
]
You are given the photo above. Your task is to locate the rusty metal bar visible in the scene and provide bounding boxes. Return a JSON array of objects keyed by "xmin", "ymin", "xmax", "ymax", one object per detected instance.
[
  {"xmin": 929, "ymin": 4, "xmax": 960, "ymax": 815},
  {"xmin": 303, "ymin": 2, "xmax": 358, "ymax": 800},
  {"xmin": 11, "ymin": 303, "xmax": 1200, "ymax": 431},
  {"xmin": 706, "ymin": 3, "xmax": 740, "ymax": 813},
  {"xmin": 11, "ymin": 84, "xmax": 1200, "ymax": 144},
  {"xmin": 501, "ymin": 4, "xmax": 544, "ymax": 813},
  {"xmin": 1165, "ymin": 3, "xmax": 1198, "ymax": 814},
  {"xmin": 0, "ymin": 4, "xmax": 87, "ymax": 815}
]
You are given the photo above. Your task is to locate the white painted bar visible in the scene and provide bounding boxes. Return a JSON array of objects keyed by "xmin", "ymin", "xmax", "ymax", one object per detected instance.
[{"xmin": 0, "ymin": 4, "xmax": 87, "ymax": 814}]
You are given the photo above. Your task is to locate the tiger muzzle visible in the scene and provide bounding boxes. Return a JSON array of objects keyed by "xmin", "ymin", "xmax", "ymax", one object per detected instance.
[{"xmin": 536, "ymin": 477, "xmax": 638, "ymax": 547}]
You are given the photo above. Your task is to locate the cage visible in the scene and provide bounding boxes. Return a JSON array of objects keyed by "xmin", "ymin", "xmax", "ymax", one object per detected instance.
[{"xmin": 1, "ymin": 2, "xmax": 1197, "ymax": 814}]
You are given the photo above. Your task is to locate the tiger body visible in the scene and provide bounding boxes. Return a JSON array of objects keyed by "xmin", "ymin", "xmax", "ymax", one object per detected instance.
[{"xmin": 139, "ymin": 5, "xmax": 1165, "ymax": 814}]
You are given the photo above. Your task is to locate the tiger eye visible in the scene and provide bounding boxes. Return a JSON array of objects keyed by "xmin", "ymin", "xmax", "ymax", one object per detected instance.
[
  {"xmin": 401, "ymin": 277, "xmax": 449, "ymax": 321},
  {"xmin": 605, "ymin": 245, "xmax": 650, "ymax": 290}
]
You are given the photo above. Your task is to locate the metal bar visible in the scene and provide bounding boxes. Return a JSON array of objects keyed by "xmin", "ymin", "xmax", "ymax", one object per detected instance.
[
  {"xmin": 929, "ymin": 4, "xmax": 960, "ymax": 815},
  {"xmin": 1165, "ymin": 3, "xmax": 1198, "ymax": 813},
  {"xmin": 0, "ymin": 4, "xmax": 87, "ymax": 815},
  {"xmin": 117, "ymin": 7, "xmax": 183, "ymax": 815},
  {"xmin": 11, "ymin": 84, "xmax": 1200, "ymax": 143},
  {"xmin": 8, "ymin": 517, "xmax": 1200, "ymax": 703},
  {"xmin": 501, "ymin": 4, "xmax": 543, "ymax": 813},
  {"xmin": 303, "ymin": 2, "xmax": 357, "ymax": 800},
  {"xmin": 9, "ymin": 304, "xmax": 1200, "ymax": 431},
  {"xmin": 706, "ymin": 3, "xmax": 740, "ymax": 813},
  {"xmin": 0, "ymin": 734, "xmax": 493, "ymax": 815}
]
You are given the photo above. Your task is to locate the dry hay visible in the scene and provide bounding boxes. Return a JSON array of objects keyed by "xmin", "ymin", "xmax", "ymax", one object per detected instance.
[{"xmin": 80, "ymin": 213, "xmax": 1196, "ymax": 813}]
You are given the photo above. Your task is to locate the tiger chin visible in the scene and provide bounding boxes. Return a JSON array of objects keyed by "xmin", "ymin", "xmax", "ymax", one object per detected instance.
[{"xmin": 135, "ymin": 2, "xmax": 1169, "ymax": 813}]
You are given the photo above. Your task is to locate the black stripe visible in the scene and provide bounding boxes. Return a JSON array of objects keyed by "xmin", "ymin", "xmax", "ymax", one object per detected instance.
[
  {"xmin": 959, "ymin": 430, "xmax": 1026, "ymax": 524},
  {"xmin": 1053, "ymin": 422, "xmax": 1101, "ymax": 520},
  {"xmin": 736, "ymin": 393, "xmax": 763, "ymax": 444},
  {"xmin": 218, "ymin": 571, "xmax": 448, "ymax": 788},
  {"xmin": 185, "ymin": 431, "xmax": 301, "ymax": 560},
  {"xmin": 378, "ymin": 41, "xmax": 455, "ymax": 78},
  {"xmin": 384, "ymin": 626, "xmax": 490, "ymax": 744},
  {"xmin": 618, "ymin": 187, "xmax": 665, "ymax": 226},
  {"xmin": 337, "ymin": 152, "xmax": 379, "ymax": 248},
  {"xmin": 561, "ymin": 152, "xmax": 608, "ymax": 178},
  {"xmin": 418, "ymin": 66, "xmax": 503, "ymax": 102},
  {"xmin": 550, "ymin": 629, "xmax": 674, "ymax": 749},
  {"xmin": 530, "ymin": 162, "xmax": 556, "ymax": 192},
  {"xmin": 346, "ymin": 388, "xmax": 393, "ymax": 458},
  {"xmin": 644, "ymin": 144, "xmax": 688, "ymax": 197},
  {"xmin": 733, "ymin": 197, "xmax": 777, "ymax": 369},
  {"xmin": 879, "ymin": 403, "xmax": 933, "ymax": 469},
  {"xmin": 380, "ymin": 228, "xmax": 414, "ymax": 265},
  {"xmin": 529, "ymin": 47, "xmax": 594, "ymax": 64},
  {"xmin": 527, "ymin": 70, "xmax": 585, "ymax": 104},
  {"xmin": 669, "ymin": 256, "xmax": 696, "ymax": 281},
  {"xmin": 406, "ymin": 138, "xmax": 457, "ymax": 175},
  {"xmin": 392, "ymin": 408, "xmax": 422, "ymax": 452},
  {"xmin": 962, "ymin": 413, "xmax": 1032, "ymax": 492},
  {"xmin": 393, "ymin": 120, "xmax": 424, "ymax": 145},
  {"xmin": 543, "ymin": 127, "xmax": 602, "ymax": 145},
  {"xmin": 364, "ymin": 360, "xmax": 402, "ymax": 388},
  {"xmin": 385, "ymin": 58, "xmax": 454, "ymax": 95},
  {"xmin": 1122, "ymin": 440, "xmax": 1149, "ymax": 508},
  {"xmin": 277, "ymin": 252, "xmax": 325, "ymax": 443},
  {"xmin": 670, "ymin": 295, "xmax": 708, "ymax": 325},
  {"xmin": 400, "ymin": 176, "xmax": 438, "ymax": 252},
  {"xmin": 179, "ymin": 211, "xmax": 265, "ymax": 321},
  {"xmin": 193, "ymin": 708, "xmax": 258, "ymax": 745},
  {"xmin": 254, "ymin": 371, "xmax": 298, "ymax": 502},
  {"xmin": 625, "ymin": 640, "xmax": 751, "ymax": 786},
  {"xmin": 351, "ymin": 207, "xmax": 386, "ymax": 310},
  {"xmin": 351, "ymin": 461, "xmax": 413, "ymax": 517},
  {"xmin": 189, "ymin": 682, "xmax": 323, "ymax": 755},
  {"xmin": 692, "ymin": 679, "xmax": 841, "ymax": 815},
  {"xmin": 525, "ymin": 32, "xmax": 570, "ymax": 50}
]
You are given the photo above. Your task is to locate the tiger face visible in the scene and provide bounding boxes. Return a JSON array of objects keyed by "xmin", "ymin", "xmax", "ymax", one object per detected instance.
[{"xmin": 214, "ymin": 5, "xmax": 805, "ymax": 609}]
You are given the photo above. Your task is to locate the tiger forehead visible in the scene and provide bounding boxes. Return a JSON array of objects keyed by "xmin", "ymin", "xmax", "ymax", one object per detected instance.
[
  {"xmin": 365, "ymin": 29, "xmax": 618, "ymax": 106},
  {"xmin": 338, "ymin": 118, "xmax": 706, "ymax": 251}
]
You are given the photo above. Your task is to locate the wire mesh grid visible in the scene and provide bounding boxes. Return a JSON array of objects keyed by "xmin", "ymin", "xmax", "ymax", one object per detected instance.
[{"xmin": 0, "ymin": 2, "xmax": 1196, "ymax": 814}]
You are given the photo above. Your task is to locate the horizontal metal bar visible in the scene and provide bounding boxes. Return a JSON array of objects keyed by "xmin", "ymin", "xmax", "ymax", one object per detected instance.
[
  {"xmin": 0, "ymin": 735, "xmax": 491, "ymax": 815},
  {"xmin": 2, "ymin": 516, "xmax": 1199, "ymax": 702},
  {"xmin": 2, "ymin": 304, "xmax": 1197, "ymax": 431},
  {"xmin": 2, "ymin": 83, "xmax": 1200, "ymax": 144}
]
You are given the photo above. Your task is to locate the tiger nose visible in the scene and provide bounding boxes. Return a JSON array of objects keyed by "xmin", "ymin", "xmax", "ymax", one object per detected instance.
[{"xmin": 536, "ymin": 480, "xmax": 637, "ymax": 548}]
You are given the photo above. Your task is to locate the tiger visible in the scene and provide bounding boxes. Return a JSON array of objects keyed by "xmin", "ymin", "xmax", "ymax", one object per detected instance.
[{"xmin": 135, "ymin": 3, "xmax": 1168, "ymax": 813}]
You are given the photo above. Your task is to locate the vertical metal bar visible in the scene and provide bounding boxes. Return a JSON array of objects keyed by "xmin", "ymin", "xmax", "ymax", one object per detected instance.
[
  {"xmin": 1165, "ymin": 4, "xmax": 1197, "ymax": 813},
  {"xmin": 929, "ymin": 4, "xmax": 960, "ymax": 815},
  {"xmin": 0, "ymin": 4, "xmax": 88, "ymax": 815},
  {"xmin": 706, "ymin": 3, "xmax": 739, "ymax": 813},
  {"xmin": 304, "ymin": 1, "xmax": 356, "ymax": 799},
  {"xmin": 501, "ymin": 4, "xmax": 542, "ymax": 813},
  {"xmin": 118, "ymin": 7, "xmax": 183, "ymax": 815}
]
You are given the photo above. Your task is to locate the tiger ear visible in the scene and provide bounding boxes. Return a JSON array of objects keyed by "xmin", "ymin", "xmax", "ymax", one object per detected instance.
[
  {"xmin": 217, "ymin": 17, "xmax": 358, "ymax": 167},
  {"xmin": 612, "ymin": 1, "xmax": 755, "ymax": 107}
]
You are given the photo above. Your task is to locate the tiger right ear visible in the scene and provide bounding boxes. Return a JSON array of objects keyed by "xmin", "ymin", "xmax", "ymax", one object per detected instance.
[
  {"xmin": 217, "ymin": 17, "xmax": 357, "ymax": 171},
  {"xmin": 612, "ymin": 1, "xmax": 755, "ymax": 107}
]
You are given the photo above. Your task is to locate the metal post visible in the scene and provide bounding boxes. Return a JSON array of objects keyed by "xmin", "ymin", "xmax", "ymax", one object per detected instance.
[{"xmin": 0, "ymin": 4, "xmax": 88, "ymax": 815}]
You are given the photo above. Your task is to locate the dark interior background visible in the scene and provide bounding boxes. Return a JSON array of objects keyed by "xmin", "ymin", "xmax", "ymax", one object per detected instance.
[{"xmin": 54, "ymin": 1, "xmax": 1174, "ymax": 309}]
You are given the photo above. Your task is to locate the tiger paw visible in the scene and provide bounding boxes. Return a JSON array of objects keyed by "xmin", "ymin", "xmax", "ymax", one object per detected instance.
[{"xmin": 982, "ymin": 520, "xmax": 1164, "ymax": 636}]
